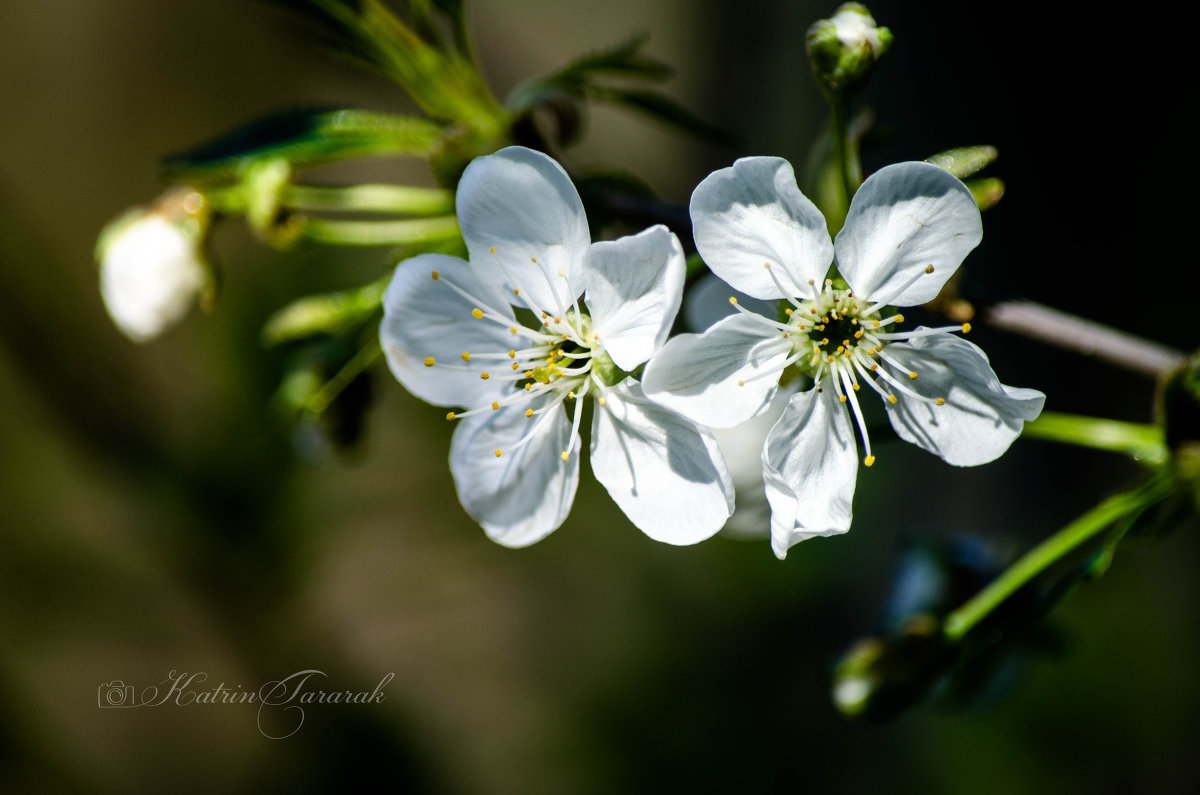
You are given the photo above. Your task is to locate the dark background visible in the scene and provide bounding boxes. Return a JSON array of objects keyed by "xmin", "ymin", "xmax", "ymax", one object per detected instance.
[{"xmin": 1, "ymin": 1, "xmax": 1196, "ymax": 792}]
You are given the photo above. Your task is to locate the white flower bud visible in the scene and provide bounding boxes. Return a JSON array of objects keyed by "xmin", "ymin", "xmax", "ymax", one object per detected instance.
[{"xmin": 97, "ymin": 189, "xmax": 211, "ymax": 342}]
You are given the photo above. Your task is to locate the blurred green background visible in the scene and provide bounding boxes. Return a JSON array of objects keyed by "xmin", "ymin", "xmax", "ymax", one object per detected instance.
[{"xmin": 1, "ymin": 1, "xmax": 1197, "ymax": 792}]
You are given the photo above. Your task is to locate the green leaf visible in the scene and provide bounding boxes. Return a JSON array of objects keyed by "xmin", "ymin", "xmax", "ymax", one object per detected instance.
[
  {"xmin": 162, "ymin": 108, "xmax": 444, "ymax": 182},
  {"xmin": 584, "ymin": 86, "xmax": 733, "ymax": 143},
  {"xmin": 507, "ymin": 34, "xmax": 672, "ymax": 113}
]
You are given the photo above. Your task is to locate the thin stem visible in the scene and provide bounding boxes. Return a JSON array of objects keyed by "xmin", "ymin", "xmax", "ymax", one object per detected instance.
[
  {"xmin": 299, "ymin": 215, "xmax": 461, "ymax": 247},
  {"xmin": 306, "ymin": 339, "xmax": 383, "ymax": 416},
  {"xmin": 826, "ymin": 97, "xmax": 856, "ymax": 233},
  {"xmin": 1023, "ymin": 412, "xmax": 1167, "ymax": 464},
  {"xmin": 942, "ymin": 476, "xmax": 1172, "ymax": 640},
  {"xmin": 285, "ymin": 184, "xmax": 454, "ymax": 216},
  {"xmin": 984, "ymin": 300, "xmax": 1187, "ymax": 378}
]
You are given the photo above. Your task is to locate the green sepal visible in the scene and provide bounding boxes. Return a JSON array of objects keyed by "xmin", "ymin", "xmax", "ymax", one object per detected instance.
[
  {"xmin": 261, "ymin": 276, "xmax": 388, "ymax": 348},
  {"xmin": 926, "ymin": 145, "xmax": 999, "ymax": 179}
]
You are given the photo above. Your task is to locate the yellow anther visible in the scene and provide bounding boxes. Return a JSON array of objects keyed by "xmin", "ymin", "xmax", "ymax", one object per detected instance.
[
  {"xmin": 553, "ymin": 317, "xmax": 561, "ymax": 324},
  {"xmin": 961, "ymin": 323, "xmax": 972, "ymax": 333},
  {"xmin": 560, "ymin": 451, "xmax": 569, "ymax": 461},
  {"xmin": 887, "ymin": 395, "xmax": 897, "ymax": 404},
  {"xmin": 825, "ymin": 279, "xmax": 833, "ymax": 286},
  {"xmin": 909, "ymin": 371, "xmax": 918, "ymax": 380},
  {"xmin": 494, "ymin": 449, "xmax": 502, "ymax": 458},
  {"xmin": 562, "ymin": 334, "xmax": 569, "ymax": 341},
  {"xmin": 737, "ymin": 380, "xmax": 745, "ymax": 387},
  {"xmin": 508, "ymin": 350, "xmax": 516, "ymax": 358},
  {"xmin": 525, "ymin": 370, "xmax": 533, "ymax": 377},
  {"xmin": 895, "ymin": 315, "xmax": 905, "ymax": 323},
  {"xmin": 924, "ymin": 264, "xmax": 934, "ymax": 274},
  {"xmin": 826, "ymin": 356, "xmax": 834, "ymax": 363},
  {"xmin": 854, "ymin": 330, "xmax": 864, "ymax": 339},
  {"xmin": 843, "ymin": 339, "xmax": 851, "ymax": 347},
  {"xmin": 850, "ymin": 318, "xmax": 858, "ymax": 325},
  {"xmin": 567, "ymin": 391, "xmax": 576, "ymax": 399},
  {"xmin": 423, "ymin": 357, "xmax": 435, "ymax": 367},
  {"xmin": 836, "ymin": 346, "xmax": 845, "ymax": 353},
  {"xmin": 509, "ymin": 326, "xmax": 517, "ymax": 334},
  {"xmin": 809, "ymin": 308, "xmax": 818, "ymax": 315},
  {"xmin": 431, "ymin": 271, "xmax": 439, "ymax": 280},
  {"xmin": 531, "ymin": 256, "xmax": 537, "ymax": 263},
  {"xmin": 480, "ymin": 372, "xmax": 490, "ymax": 380},
  {"xmin": 864, "ymin": 455, "xmax": 876, "ymax": 467},
  {"xmin": 852, "ymin": 384, "xmax": 860, "ymax": 391},
  {"xmin": 513, "ymin": 288, "xmax": 519, "ymax": 295},
  {"xmin": 445, "ymin": 411, "xmax": 456, "ymax": 421},
  {"xmin": 511, "ymin": 363, "xmax": 520, "ymax": 370},
  {"xmin": 461, "ymin": 352, "xmax": 471, "ymax": 362},
  {"xmin": 557, "ymin": 269, "xmax": 566, "ymax": 277},
  {"xmin": 839, "ymin": 395, "xmax": 847, "ymax": 403},
  {"xmin": 598, "ymin": 397, "xmax": 606, "ymax": 406},
  {"xmin": 870, "ymin": 363, "xmax": 878, "ymax": 371},
  {"xmin": 785, "ymin": 308, "xmax": 793, "ymax": 315},
  {"xmin": 524, "ymin": 383, "xmax": 532, "ymax": 391},
  {"xmin": 820, "ymin": 338, "xmax": 829, "ymax": 346},
  {"xmin": 541, "ymin": 312, "xmax": 549, "ymax": 319},
  {"xmin": 489, "ymin": 246, "xmax": 496, "ymax": 253},
  {"xmin": 936, "ymin": 397, "xmax": 946, "ymax": 406},
  {"xmin": 525, "ymin": 409, "xmax": 534, "ymax": 417},
  {"xmin": 872, "ymin": 320, "xmax": 880, "ymax": 328},
  {"xmin": 763, "ymin": 262, "xmax": 771, "ymax": 269},
  {"xmin": 471, "ymin": 308, "xmax": 484, "ymax": 319},
  {"xmin": 808, "ymin": 279, "xmax": 815, "ymax": 286},
  {"xmin": 729, "ymin": 296, "xmax": 738, "ymax": 305},
  {"xmin": 491, "ymin": 401, "xmax": 499, "ymax": 410}
]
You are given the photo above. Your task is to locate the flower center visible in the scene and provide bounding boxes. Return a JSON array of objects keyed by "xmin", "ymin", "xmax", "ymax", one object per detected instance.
[
  {"xmin": 729, "ymin": 270, "xmax": 972, "ymax": 468},
  {"xmin": 422, "ymin": 264, "xmax": 617, "ymax": 463}
]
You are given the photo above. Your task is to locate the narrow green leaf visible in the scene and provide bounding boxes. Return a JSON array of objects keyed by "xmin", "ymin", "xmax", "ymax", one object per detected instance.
[{"xmin": 162, "ymin": 109, "xmax": 444, "ymax": 182}]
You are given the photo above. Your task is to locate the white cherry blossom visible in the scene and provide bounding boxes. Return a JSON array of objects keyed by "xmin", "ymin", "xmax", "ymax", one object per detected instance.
[
  {"xmin": 642, "ymin": 157, "xmax": 1044, "ymax": 558},
  {"xmin": 381, "ymin": 146, "xmax": 733, "ymax": 547}
]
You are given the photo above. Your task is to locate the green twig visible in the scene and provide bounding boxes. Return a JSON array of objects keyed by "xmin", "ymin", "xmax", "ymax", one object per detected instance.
[
  {"xmin": 285, "ymin": 184, "xmax": 454, "ymax": 215},
  {"xmin": 1023, "ymin": 412, "xmax": 1167, "ymax": 464},
  {"xmin": 942, "ymin": 476, "xmax": 1172, "ymax": 640},
  {"xmin": 299, "ymin": 215, "xmax": 460, "ymax": 246}
]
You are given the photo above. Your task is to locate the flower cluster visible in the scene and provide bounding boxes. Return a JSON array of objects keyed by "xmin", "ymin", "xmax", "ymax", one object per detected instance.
[{"xmin": 381, "ymin": 147, "xmax": 1044, "ymax": 555}]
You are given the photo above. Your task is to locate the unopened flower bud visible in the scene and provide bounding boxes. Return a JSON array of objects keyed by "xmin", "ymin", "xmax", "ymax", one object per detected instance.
[
  {"xmin": 97, "ymin": 187, "xmax": 212, "ymax": 342},
  {"xmin": 806, "ymin": 3, "xmax": 893, "ymax": 97}
]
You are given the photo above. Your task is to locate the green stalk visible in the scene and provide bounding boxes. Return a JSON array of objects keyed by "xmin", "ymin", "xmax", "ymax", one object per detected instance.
[
  {"xmin": 1023, "ymin": 412, "xmax": 1167, "ymax": 464},
  {"xmin": 285, "ymin": 184, "xmax": 454, "ymax": 216},
  {"xmin": 942, "ymin": 476, "xmax": 1172, "ymax": 640},
  {"xmin": 300, "ymin": 215, "xmax": 460, "ymax": 247}
]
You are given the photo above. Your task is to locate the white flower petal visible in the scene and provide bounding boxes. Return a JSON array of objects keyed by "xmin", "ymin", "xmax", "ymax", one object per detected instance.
[
  {"xmin": 690, "ymin": 156, "xmax": 833, "ymax": 300},
  {"xmin": 641, "ymin": 313, "xmax": 793, "ymax": 428},
  {"xmin": 456, "ymin": 146, "xmax": 591, "ymax": 314},
  {"xmin": 882, "ymin": 332, "xmax": 1046, "ymax": 466},
  {"xmin": 835, "ymin": 161, "xmax": 982, "ymax": 307},
  {"xmin": 763, "ymin": 387, "xmax": 859, "ymax": 559},
  {"xmin": 449, "ymin": 397, "xmax": 580, "ymax": 547},
  {"xmin": 99, "ymin": 215, "xmax": 207, "ymax": 343},
  {"xmin": 380, "ymin": 253, "xmax": 517, "ymax": 407},
  {"xmin": 590, "ymin": 379, "xmax": 734, "ymax": 545},
  {"xmin": 584, "ymin": 225, "xmax": 685, "ymax": 372}
]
